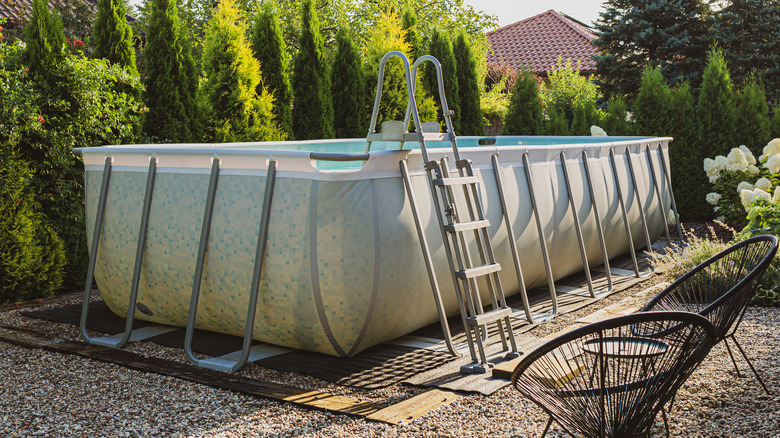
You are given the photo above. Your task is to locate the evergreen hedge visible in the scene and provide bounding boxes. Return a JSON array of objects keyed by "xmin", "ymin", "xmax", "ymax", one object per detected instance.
[
  {"xmin": 633, "ymin": 66, "xmax": 671, "ymax": 136},
  {"xmin": 735, "ymin": 74, "xmax": 770, "ymax": 156},
  {"xmin": 401, "ymin": 9, "xmax": 421, "ymax": 61},
  {"xmin": 453, "ymin": 32, "xmax": 483, "ymax": 136},
  {"xmin": 667, "ymin": 82, "xmax": 705, "ymax": 220},
  {"xmin": 501, "ymin": 69, "xmax": 542, "ymax": 135},
  {"xmin": 331, "ymin": 29, "xmax": 365, "ymax": 138},
  {"xmin": 143, "ymin": 0, "xmax": 197, "ymax": 142},
  {"xmin": 199, "ymin": 0, "xmax": 284, "ymax": 142},
  {"xmin": 0, "ymin": 155, "xmax": 65, "ymax": 304},
  {"xmin": 93, "ymin": 0, "xmax": 137, "ymax": 74},
  {"xmin": 424, "ymin": 29, "xmax": 460, "ymax": 133},
  {"xmin": 292, "ymin": 0, "xmax": 333, "ymax": 140},
  {"xmin": 251, "ymin": 5, "xmax": 293, "ymax": 138},
  {"xmin": 24, "ymin": 0, "xmax": 65, "ymax": 74},
  {"xmin": 601, "ymin": 97, "xmax": 632, "ymax": 136},
  {"xmin": 697, "ymin": 46, "xmax": 737, "ymax": 159}
]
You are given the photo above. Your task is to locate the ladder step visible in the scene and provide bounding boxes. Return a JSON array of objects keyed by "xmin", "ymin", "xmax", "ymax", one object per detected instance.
[
  {"xmin": 466, "ymin": 306, "xmax": 513, "ymax": 326},
  {"xmin": 433, "ymin": 175, "xmax": 480, "ymax": 186},
  {"xmin": 444, "ymin": 219, "xmax": 490, "ymax": 233},
  {"xmin": 456, "ymin": 263, "xmax": 501, "ymax": 279}
]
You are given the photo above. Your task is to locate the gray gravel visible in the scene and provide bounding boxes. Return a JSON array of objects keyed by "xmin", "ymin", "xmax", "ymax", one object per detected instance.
[{"xmin": 1, "ymin": 289, "xmax": 779, "ymax": 437}]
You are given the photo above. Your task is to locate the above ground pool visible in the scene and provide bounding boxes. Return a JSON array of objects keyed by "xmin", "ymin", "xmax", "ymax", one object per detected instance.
[{"xmin": 75, "ymin": 135, "xmax": 673, "ymax": 358}]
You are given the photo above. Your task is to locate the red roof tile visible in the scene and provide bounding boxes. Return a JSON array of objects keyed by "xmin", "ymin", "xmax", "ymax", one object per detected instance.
[{"xmin": 486, "ymin": 9, "xmax": 597, "ymax": 75}]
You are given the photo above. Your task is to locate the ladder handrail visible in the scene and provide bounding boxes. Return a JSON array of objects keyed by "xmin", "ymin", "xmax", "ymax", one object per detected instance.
[
  {"xmin": 184, "ymin": 159, "xmax": 278, "ymax": 372},
  {"xmin": 408, "ymin": 55, "xmax": 458, "ymax": 161},
  {"xmin": 81, "ymin": 156, "xmax": 157, "ymax": 349}
]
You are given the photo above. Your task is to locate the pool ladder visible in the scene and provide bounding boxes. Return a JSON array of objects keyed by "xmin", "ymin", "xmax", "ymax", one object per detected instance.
[{"xmin": 368, "ymin": 51, "xmax": 519, "ymax": 373}]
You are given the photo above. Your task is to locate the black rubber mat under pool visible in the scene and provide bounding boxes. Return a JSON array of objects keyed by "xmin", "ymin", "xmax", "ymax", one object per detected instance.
[{"xmin": 22, "ymin": 301, "xmax": 455, "ymax": 389}]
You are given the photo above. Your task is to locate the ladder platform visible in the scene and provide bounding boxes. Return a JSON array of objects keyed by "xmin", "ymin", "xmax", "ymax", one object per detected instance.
[
  {"xmin": 466, "ymin": 307, "xmax": 513, "ymax": 326},
  {"xmin": 444, "ymin": 219, "xmax": 490, "ymax": 233},
  {"xmin": 455, "ymin": 263, "xmax": 501, "ymax": 279},
  {"xmin": 432, "ymin": 175, "xmax": 480, "ymax": 186}
]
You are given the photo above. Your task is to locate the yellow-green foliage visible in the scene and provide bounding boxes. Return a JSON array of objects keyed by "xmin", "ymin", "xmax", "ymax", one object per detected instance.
[
  {"xmin": 199, "ymin": 0, "xmax": 284, "ymax": 142},
  {"xmin": 363, "ymin": 9, "xmax": 435, "ymax": 129}
]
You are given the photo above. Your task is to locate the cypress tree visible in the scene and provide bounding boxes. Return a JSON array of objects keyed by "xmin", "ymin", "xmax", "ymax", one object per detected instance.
[
  {"xmin": 713, "ymin": 0, "xmax": 780, "ymax": 102},
  {"xmin": 453, "ymin": 32, "xmax": 484, "ymax": 136},
  {"xmin": 593, "ymin": 0, "xmax": 710, "ymax": 99},
  {"xmin": 144, "ymin": 0, "xmax": 195, "ymax": 142},
  {"xmin": 601, "ymin": 97, "xmax": 632, "ymax": 136},
  {"xmin": 199, "ymin": 0, "xmax": 283, "ymax": 142},
  {"xmin": 401, "ymin": 8, "xmax": 421, "ymax": 61},
  {"xmin": 93, "ymin": 0, "xmax": 137, "ymax": 73},
  {"xmin": 570, "ymin": 100, "xmax": 601, "ymax": 136},
  {"xmin": 697, "ymin": 45, "xmax": 738, "ymax": 158},
  {"xmin": 292, "ymin": 0, "xmax": 333, "ymax": 140},
  {"xmin": 424, "ymin": 29, "xmax": 460, "ymax": 133},
  {"xmin": 501, "ymin": 69, "xmax": 542, "ymax": 135},
  {"xmin": 633, "ymin": 65, "xmax": 672, "ymax": 136},
  {"xmin": 735, "ymin": 74, "xmax": 771, "ymax": 156},
  {"xmin": 251, "ymin": 5, "xmax": 293, "ymax": 138},
  {"xmin": 331, "ymin": 29, "xmax": 365, "ymax": 138},
  {"xmin": 667, "ymin": 82, "xmax": 706, "ymax": 220},
  {"xmin": 24, "ymin": 0, "xmax": 66, "ymax": 75}
]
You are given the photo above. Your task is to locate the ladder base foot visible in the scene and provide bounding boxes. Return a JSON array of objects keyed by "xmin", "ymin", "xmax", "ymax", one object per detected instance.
[
  {"xmin": 504, "ymin": 351, "xmax": 521, "ymax": 360},
  {"xmin": 460, "ymin": 362, "xmax": 494, "ymax": 374}
]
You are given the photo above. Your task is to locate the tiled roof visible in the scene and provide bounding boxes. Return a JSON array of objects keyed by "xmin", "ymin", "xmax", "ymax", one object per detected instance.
[
  {"xmin": 0, "ymin": 0, "xmax": 134, "ymax": 25},
  {"xmin": 486, "ymin": 9, "xmax": 597, "ymax": 75}
]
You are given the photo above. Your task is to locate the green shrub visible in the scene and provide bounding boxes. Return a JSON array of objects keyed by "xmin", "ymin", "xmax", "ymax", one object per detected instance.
[
  {"xmin": 648, "ymin": 225, "xmax": 730, "ymax": 281},
  {"xmin": 331, "ymin": 29, "xmax": 364, "ymax": 138},
  {"xmin": 453, "ymin": 32, "xmax": 483, "ymax": 136},
  {"xmin": 501, "ymin": 69, "xmax": 542, "ymax": 135},
  {"xmin": 24, "ymin": 0, "xmax": 66, "ymax": 75},
  {"xmin": 199, "ymin": 0, "xmax": 284, "ymax": 142},
  {"xmin": 0, "ymin": 155, "xmax": 65, "ymax": 304},
  {"xmin": 633, "ymin": 65, "xmax": 671, "ymax": 136},
  {"xmin": 541, "ymin": 58, "xmax": 600, "ymax": 130},
  {"xmin": 668, "ymin": 82, "xmax": 707, "ymax": 220},
  {"xmin": 291, "ymin": 0, "xmax": 333, "ymax": 140},
  {"xmin": 93, "ymin": 0, "xmax": 137, "ymax": 74},
  {"xmin": 698, "ymin": 45, "xmax": 738, "ymax": 158},
  {"xmin": 424, "ymin": 29, "xmax": 460, "ymax": 133},
  {"xmin": 601, "ymin": 97, "xmax": 632, "ymax": 136},
  {"xmin": 251, "ymin": 5, "xmax": 293, "ymax": 138},
  {"xmin": 544, "ymin": 107, "xmax": 570, "ymax": 136},
  {"xmin": 400, "ymin": 8, "xmax": 421, "ymax": 61},
  {"xmin": 735, "ymin": 74, "xmax": 771, "ymax": 157},
  {"xmin": 570, "ymin": 100, "xmax": 603, "ymax": 136},
  {"xmin": 2, "ymin": 27, "xmax": 144, "ymax": 292}
]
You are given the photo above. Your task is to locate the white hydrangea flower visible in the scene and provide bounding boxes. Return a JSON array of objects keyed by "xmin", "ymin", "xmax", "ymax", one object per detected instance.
[
  {"xmin": 713, "ymin": 155, "xmax": 728, "ymax": 170},
  {"xmin": 755, "ymin": 177, "xmax": 772, "ymax": 191},
  {"xmin": 741, "ymin": 188, "xmax": 771, "ymax": 212},
  {"xmin": 747, "ymin": 164, "xmax": 760, "ymax": 175},
  {"xmin": 706, "ymin": 192, "xmax": 722, "ymax": 205},
  {"xmin": 764, "ymin": 154, "xmax": 780, "ymax": 174},
  {"xmin": 726, "ymin": 148, "xmax": 749, "ymax": 172},
  {"xmin": 737, "ymin": 181, "xmax": 754, "ymax": 193},
  {"xmin": 590, "ymin": 125, "xmax": 607, "ymax": 136},
  {"xmin": 774, "ymin": 186, "xmax": 780, "ymax": 204},
  {"xmin": 709, "ymin": 174, "xmax": 720, "ymax": 183},
  {"xmin": 763, "ymin": 138, "xmax": 780, "ymax": 159},
  {"xmin": 703, "ymin": 158, "xmax": 717, "ymax": 177},
  {"xmin": 738, "ymin": 145, "xmax": 757, "ymax": 165}
]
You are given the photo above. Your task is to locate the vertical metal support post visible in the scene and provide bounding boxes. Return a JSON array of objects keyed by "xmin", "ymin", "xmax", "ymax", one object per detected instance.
[
  {"xmin": 560, "ymin": 151, "xmax": 595, "ymax": 298},
  {"xmin": 581, "ymin": 150, "xmax": 613, "ymax": 292},
  {"xmin": 609, "ymin": 149, "xmax": 641, "ymax": 277},
  {"xmin": 523, "ymin": 152, "xmax": 559, "ymax": 314},
  {"xmin": 184, "ymin": 158, "xmax": 221, "ymax": 366},
  {"xmin": 80, "ymin": 156, "xmax": 112, "ymax": 343},
  {"xmin": 491, "ymin": 154, "xmax": 535, "ymax": 323},
  {"xmin": 83, "ymin": 156, "xmax": 157, "ymax": 348},
  {"xmin": 645, "ymin": 145, "xmax": 672, "ymax": 244},
  {"xmin": 400, "ymin": 160, "xmax": 462, "ymax": 357},
  {"xmin": 656, "ymin": 145, "xmax": 685, "ymax": 244},
  {"xmin": 624, "ymin": 149, "xmax": 654, "ymax": 254}
]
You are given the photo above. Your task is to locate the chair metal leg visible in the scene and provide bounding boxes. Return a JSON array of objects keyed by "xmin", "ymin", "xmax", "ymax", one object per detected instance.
[
  {"xmin": 722, "ymin": 336, "xmax": 743, "ymax": 378},
  {"xmin": 661, "ymin": 407, "xmax": 670, "ymax": 438},
  {"xmin": 541, "ymin": 416, "xmax": 553, "ymax": 438},
  {"xmin": 729, "ymin": 334, "xmax": 771, "ymax": 394}
]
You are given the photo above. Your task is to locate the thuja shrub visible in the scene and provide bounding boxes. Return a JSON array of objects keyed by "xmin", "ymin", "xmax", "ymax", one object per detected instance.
[
  {"xmin": 0, "ymin": 154, "xmax": 65, "ymax": 304},
  {"xmin": 501, "ymin": 68, "xmax": 542, "ymax": 135},
  {"xmin": 331, "ymin": 29, "xmax": 364, "ymax": 138},
  {"xmin": 424, "ymin": 29, "xmax": 460, "ymax": 133},
  {"xmin": 453, "ymin": 32, "xmax": 483, "ymax": 136},
  {"xmin": 600, "ymin": 97, "xmax": 632, "ymax": 136}
]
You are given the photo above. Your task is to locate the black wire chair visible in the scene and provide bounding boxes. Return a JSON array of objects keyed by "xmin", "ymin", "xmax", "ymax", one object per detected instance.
[
  {"xmin": 511, "ymin": 312, "xmax": 716, "ymax": 438},
  {"xmin": 640, "ymin": 234, "xmax": 778, "ymax": 394}
]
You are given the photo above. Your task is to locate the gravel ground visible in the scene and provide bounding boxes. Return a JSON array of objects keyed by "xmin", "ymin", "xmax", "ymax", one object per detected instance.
[{"xmin": 2, "ymin": 280, "xmax": 779, "ymax": 437}]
